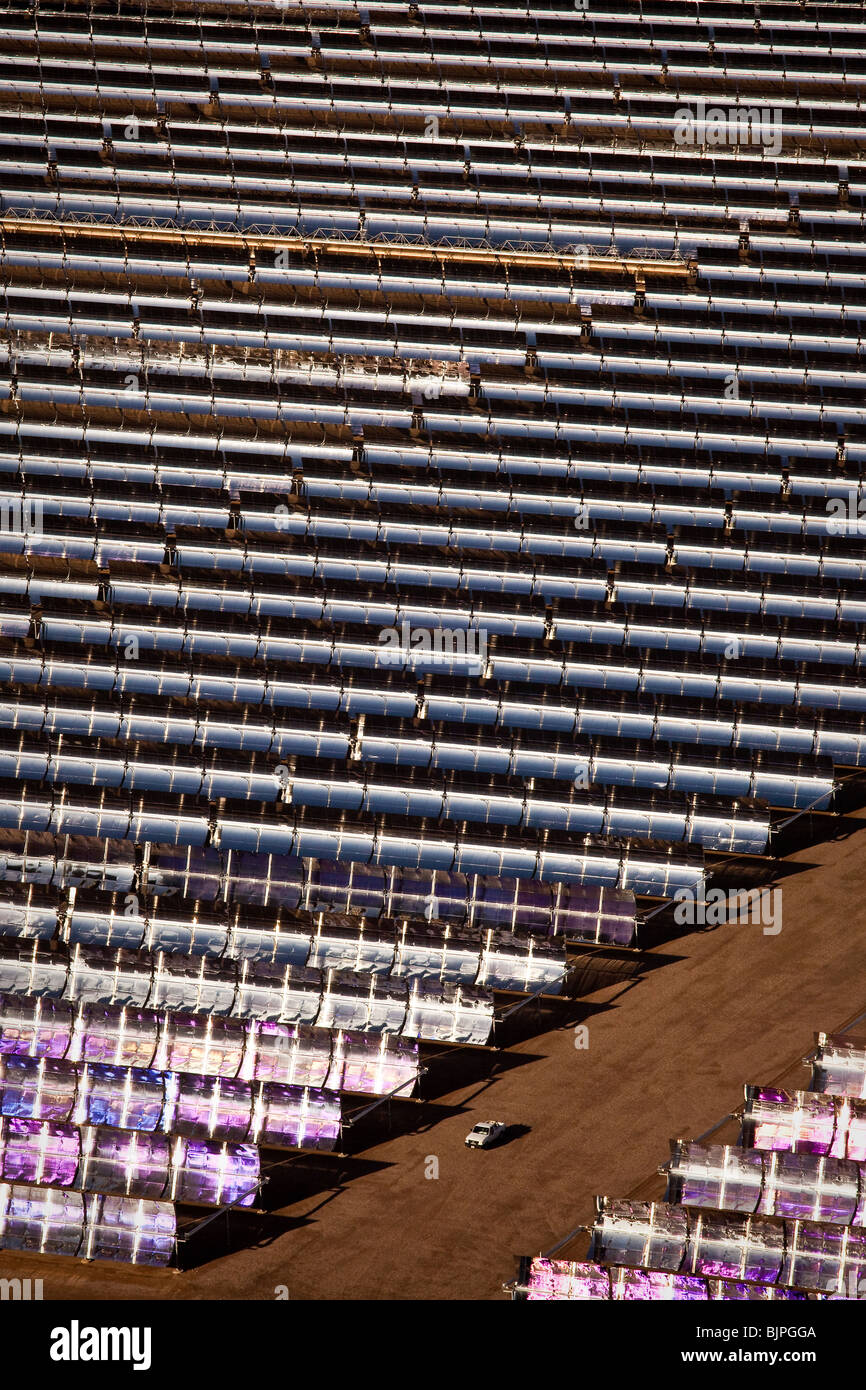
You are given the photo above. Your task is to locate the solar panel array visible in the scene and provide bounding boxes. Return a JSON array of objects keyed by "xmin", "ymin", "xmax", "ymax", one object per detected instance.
[
  {"xmin": 0, "ymin": 885, "xmax": 568, "ymax": 991},
  {"xmin": 0, "ymin": 937, "xmax": 498, "ymax": 1041},
  {"xmin": 0, "ymin": 1054, "xmax": 343, "ymax": 1149},
  {"xmin": 517, "ymin": 1029, "xmax": 866, "ymax": 1300},
  {"xmin": 0, "ymin": 1186, "xmax": 176, "ymax": 1265},
  {"xmin": 0, "ymin": 1117, "xmax": 262, "ymax": 1207},
  {"xmin": 517, "ymin": 1256, "xmax": 807, "ymax": 1302},
  {"xmin": 741, "ymin": 1034, "xmax": 866, "ymax": 1158},
  {"xmin": 0, "ymin": 850, "xmax": 637, "ymax": 945},
  {"xmin": 0, "ymin": 0, "xmax": 864, "ymax": 1266},
  {"xmin": 0, "ymin": 989, "xmax": 421, "ymax": 1093}
]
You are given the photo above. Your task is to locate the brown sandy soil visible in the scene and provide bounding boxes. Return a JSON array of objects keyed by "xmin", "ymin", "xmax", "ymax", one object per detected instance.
[{"xmin": 2, "ymin": 809, "xmax": 864, "ymax": 1301}]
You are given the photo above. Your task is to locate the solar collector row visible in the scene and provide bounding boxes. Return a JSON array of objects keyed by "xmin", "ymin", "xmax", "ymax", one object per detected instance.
[
  {"xmin": 7, "ymin": 19, "xmax": 866, "ymax": 71},
  {"xmin": 0, "ymin": 848, "xmax": 638, "ymax": 946},
  {"xmin": 0, "ymin": 1051, "xmax": 342, "ymax": 1149},
  {"xmin": 3, "ymin": 651, "xmax": 863, "ymax": 762},
  {"xmin": 0, "ymin": 938, "xmax": 497, "ymax": 1043},
  {"xmin": 0, "ymin": 887, "xmax": 568, "ymax": 991},
  {"xmin": 0, "ymin": 695, "xmax": 838, "ymax": 808},
  {"xmin": 4, "ymin": 153, "xmax": 865, "ymax": 234},
  {"xmin": 0, "ymin": 789, "xmax": 708, "ymax": 894},
  {"xmin": 0, "ymin": 988, "xmax": 422, "ymax": 1095},
  {"xmin": 5, "ymin": 455, "xmax": 866, "ymax": 536},
  {"xmin": 3, "ymin": 531, "xmax": 865, "ymax": 626}
]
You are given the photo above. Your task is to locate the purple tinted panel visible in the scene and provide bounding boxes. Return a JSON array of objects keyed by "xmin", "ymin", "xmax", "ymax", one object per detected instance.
[
  {"xmin": 752, "ymin": 1124, "xmax": 797, "ymax": 1153},
  {"xmin": 429, "ymin": 873, "xmax": 471, "ymax": 918},
  {"xmin": 745, "ymin": 1087, "xmax": 837, "ymax": 1156},
  {"xmin": 767, "ymin": 1152, "xmax": 858, "ymax": 1225},
  {"xmin": 251, "ymin": 1021, "xmax": 296, "ymax": 1081},
  {"xmin": 260, "ymin": 1084, "xmax": 340, "ymax": 1150},
  {"xmin": 524, "ymin": 1260, "xmax": 724, "ymax": 1302},
  {"xmin": 696, "ymin": 1259, "xmax": 742, "ymax": 1279},
  {"xmin": 1, "ymin": 1183, "xmax": 85, "ymax": 1255},
  {"xmin": 236, "ymin": 853, "xmax": 302, "ymax": 909},
  {"xmin": 1, "ymin": 1118, "xmax": 80, "ymax": 1187},
  {"xmin": 253, "ymin": 1022, "xmax": 331, "ymax": 1088},
  {"xmin": 714, "ymin": 1282, "xmax": 808, "ymax": 1302},
  {"xmin": 80, "ymin": 1007, "xmax": 160, "ymax": 1068},
  {"xmin": 0, "ymin": 993, "xmax": 73, "ymax": 1057},
  {"xmin": 174, "ymin": 1075, "xmax": 253, "ymax": 1141},
  {"xmin": 619, "ymin": 1270, "xmax": 708, "ymax": 1302},
  {"xmin": 797, "ymin": 1140, "xmax": 838, "ymax": 1160},
  {"xmin": 473, "ymin": 878, "xmax": 522, "ymax": 927},
  {"xmin": 526, "ymin": 1259, "xmax": 611, "ymax": 1300},
  {"xmin": 176, "ymin": 1138, "xmax": 260, "ymax": 1207},
  {"xmin": 383, "ymin": 871, "xmax": 436, "ymax": 920},
  {"xmin": 332, "ymin": 1031, "xmax": 418, "ymax": 1096},
  {"xmin": 691, "ymin": 1216, "xmax": 784, "ymax": 1285},
  {"xmin": 0, "ymin": 1055, "xmax": 77, "ymax": 1120},
  {"xmin": 590, "ymin": 1201, "xmax": 688, "ymax": 1271},
  {"xmin": 84, "ymin": 1192, "xmax": 176, "ymax": 1266},
  {"xmin": 761, "ymin": 1093, "xmax": 837, "ymax": 1155},
  {"xmin": 149, "ymin": 848, "xmax": 222, "ymax": 903},
  {"xmin": 312, "ymin": 860, "xmax": 354, "ymax": 904},
  {"xmin": 670, "ymin": 1278, "xmax": 712, "ymax": 1303},
  {"xmin": 554, "ymin": 885, "xmax": 636, "ymax": 946},
  {"xmin": 782, "ymin": 1223, "xmax": 846, "ymax": 1292},
  {"xmin": 163, "ymin": 1013, "xmax": 245, "ymax": 1077},
  {"xmin": 671, "ymin": 1143, "xmax": 763, "ymax": 1214},
  {"xmin": 80, "ymin": 1064, "xmax": 164, "ymax": 1132},
  {"xmin": 507, "ymin": 879, "xmax": 553, "ymax": 922},
  {"xmin": 82, "ymin": 1130, "xmax": 171, "ymax": 1199}
]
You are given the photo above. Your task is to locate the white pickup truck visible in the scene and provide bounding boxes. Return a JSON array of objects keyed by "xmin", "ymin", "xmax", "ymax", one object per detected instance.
[{"xmin": 464, "ymin": 1121, "xmax": 507, "ymax": 1149}]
